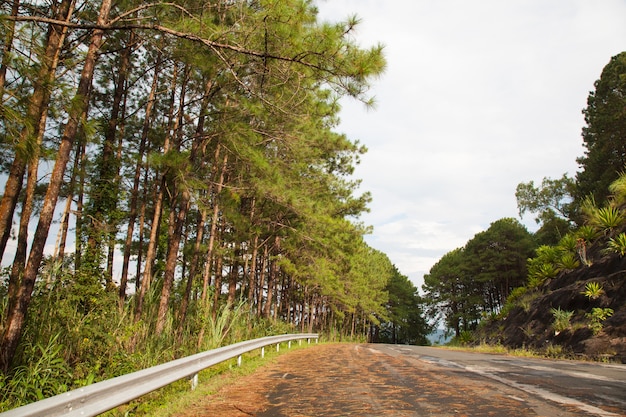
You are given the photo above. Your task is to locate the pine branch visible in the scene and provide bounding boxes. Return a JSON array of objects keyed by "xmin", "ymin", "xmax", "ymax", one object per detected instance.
[{"xmin": 4, "ymin": 15, "xmax": 331, "ymax": 73}]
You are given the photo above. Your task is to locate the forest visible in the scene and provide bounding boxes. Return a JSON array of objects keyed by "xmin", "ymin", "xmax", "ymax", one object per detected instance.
[
  {"xmin": 422, "ymin": 52, "xmax": 626, "ymax": 348},
  {"xmin": 0, "ymin": 0, "xmax": 433, "ymax": 409}
]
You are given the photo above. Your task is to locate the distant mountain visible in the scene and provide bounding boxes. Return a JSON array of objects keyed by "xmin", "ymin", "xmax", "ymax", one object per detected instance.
[{"xmin": 427, "ymin": 328, "xmax": 452, "ymax": 345}]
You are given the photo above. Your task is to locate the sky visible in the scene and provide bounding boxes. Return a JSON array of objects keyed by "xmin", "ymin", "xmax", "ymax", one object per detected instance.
[{"xmin": 315, "ymin": 0, "xmax": 626, "ymax": 291}]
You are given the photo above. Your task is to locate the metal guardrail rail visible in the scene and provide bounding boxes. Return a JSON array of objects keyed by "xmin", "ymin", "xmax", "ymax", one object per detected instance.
[{"xmin": 0, "ymin": 333, "xmax": 318, "ymax": 417}]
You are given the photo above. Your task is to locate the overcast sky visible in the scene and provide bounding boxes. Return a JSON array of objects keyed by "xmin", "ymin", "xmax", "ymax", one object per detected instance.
[{"xmin": 315, "ymin": 0, "xmax": 626, "ymax": 290}]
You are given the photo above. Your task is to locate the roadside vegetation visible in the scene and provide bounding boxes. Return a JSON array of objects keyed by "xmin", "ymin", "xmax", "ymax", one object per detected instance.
[
  {"xmin": 422, "ymin": 52, "xmax": 626, "ymax": 363},
  {"xmin": 0, "ymin": 0, "xmax": 434, "ymax": 412}
]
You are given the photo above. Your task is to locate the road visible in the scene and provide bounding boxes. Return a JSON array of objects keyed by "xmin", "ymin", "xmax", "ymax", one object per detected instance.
[{"xmin": 176, "ymin": 343, "xmax": 626, "ymax": 417}]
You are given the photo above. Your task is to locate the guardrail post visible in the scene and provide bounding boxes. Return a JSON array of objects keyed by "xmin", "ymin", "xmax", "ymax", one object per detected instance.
[
  {"xmin": 288, "ymin": 340, "xmax": 291, "ymax": 349},
  {"xmin": 190, "ymin": 373, "xmax": 198, "ymax": 390},
  {"xmin": 298, "ymin": 339, "xmax": 302, "ymax": 346},
  {"xmin": 237, "ymin": 355, "xmax": 242, "ymax": 367},
  {"xmin": 276, "ymin": 343, "xmax": 280, "ymax": 352},
  {"xmin": 261, "ymin": 346, "xmax": 265, "ymax": 358}
]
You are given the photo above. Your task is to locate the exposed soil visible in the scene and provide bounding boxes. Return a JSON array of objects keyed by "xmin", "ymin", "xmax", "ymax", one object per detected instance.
[{"xmin": 477, "ymin": 248, "xmax": 626, "ymax": 362}]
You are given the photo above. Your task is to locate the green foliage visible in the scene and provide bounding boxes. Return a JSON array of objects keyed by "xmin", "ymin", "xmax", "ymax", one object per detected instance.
[
  {"xmin": 557, "ymin": 234, "xmax": 578, "ymax": 252},
  {"xmin": 607, "ymin": 232, "xmax": 626, "ymax": 256},
  {"xmin": 0, "ymin": 2, "xmax": 395, "ymax": 410},
  {"xmin": 506, "ymin": 286, "xmax": 528, "ymax": 305},
  {"xmin": 376, "ymin": 267, "xmax": 431, "ymax": 345},
  {"xmin": 0, "ymin": 336, "xmax": 70, "ymax": 408},
  {"xmin": 586, "ymin": 308, "xmax": 614, "ymax": 335},
  {"xmin": 515, "ymin": 174, "xmax": 574, "ymax": 225},
  {"xmin": 581, "ymin": 282, "xmax": 604, "ymax": 300},
  {"xmin": 556, "ymin": 252, "xmax": 580, "ymax": 271},
  {"xmin": 550, "ymin": 307, "xmax": 573, "ymax": 333},
  {"xmin": 527, "ymin": 246, "xmax": 559, "ymax": 286},
  {"xmin": 608, "ymin": 172, "xmax": 626, "ymax": 205},
  {"xmin": 575, "ymin": 52, "xmax": 626, "ymax": 207},
  {"xmin": 423, "ymin": 218, "xmax": 536, "ymax": 337},
  {"xmin": 575, "ymin": 225, "xmax": 599, "ymax": 243},
  {"xmin": 593, "ymin": 206, "xmax": 624, "ymax": 231}
]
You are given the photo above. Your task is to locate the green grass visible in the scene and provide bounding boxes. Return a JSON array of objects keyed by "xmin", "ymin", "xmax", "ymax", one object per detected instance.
[{"xmin": 102, "ymin": 340, "xmax": 320, "ymax": 416}]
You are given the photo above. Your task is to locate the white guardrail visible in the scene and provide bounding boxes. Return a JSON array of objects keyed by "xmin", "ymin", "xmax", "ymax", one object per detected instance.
[{"xmin": 0, "ymin": 333, "xmax": 318, "ymax": 417}]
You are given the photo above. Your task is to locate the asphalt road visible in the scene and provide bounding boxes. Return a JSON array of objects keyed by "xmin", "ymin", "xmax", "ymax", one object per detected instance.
[
  {"xmin": 373, "ymin": 344, "xmax": 626, "ymax": 417},
  {"xmin": 177, "ymin": 343, "xmax": 626, "ymax": 417}
]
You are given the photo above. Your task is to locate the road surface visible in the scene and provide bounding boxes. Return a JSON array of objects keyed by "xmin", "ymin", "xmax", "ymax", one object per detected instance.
[{"xmin": 175, "ymin": 343, "xmax": 626, "ymax": 417}]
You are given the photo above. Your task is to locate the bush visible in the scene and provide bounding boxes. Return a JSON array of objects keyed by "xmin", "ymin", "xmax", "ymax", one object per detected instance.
[
  {"xmin": 607, "ymin": 232, "xmax": 626, "ymax": 256},
  {"xmin": 581, "ymin": 282, "xmax": 604, "ymax": 300},
  {"xmin": 550, "ymin": 307, "xmax": 573, "ymax": 334},
  {"xmin": 586, "ymin": 308, "xmax": 614, "ymax": 335}
]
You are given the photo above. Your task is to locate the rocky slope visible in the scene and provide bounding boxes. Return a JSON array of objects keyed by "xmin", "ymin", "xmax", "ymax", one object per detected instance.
[{"xmin": 476, "ymin": 250, "xmax": 626, "ymax": 363}]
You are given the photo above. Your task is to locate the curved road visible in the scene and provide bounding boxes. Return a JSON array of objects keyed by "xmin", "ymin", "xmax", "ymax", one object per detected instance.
[{"xmin": 178, "ymin": 343, "xmax": 626, "ymax": 417}]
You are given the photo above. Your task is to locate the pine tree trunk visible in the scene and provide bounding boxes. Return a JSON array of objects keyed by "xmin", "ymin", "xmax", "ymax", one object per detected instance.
[
  {"xmin": 264, "ymin": 236, "xmax": 279, "ymax": 319},
  {"xmin": 119, "ymin": 53, "xmax": 160, "ymax": 307},
  {"xmin": 211, "ymin": 250, "xmax": 224, "ymax": 321},
  {"xmin": 0, "ymin": 0, "xmax": 20, "ymax": 96},
  {"xmin": 247, "ymin": 234, "xmax": 259, "ymax": 307},
  {"xmin": 6, "ymin": 0, "xmax": 72, "ymax": 303},
  {"xmin": 0, "ymin": 0, "xmax": 112, "ymax": 372},
  {"xmin": 227, "ymin": 244, "xmax": 240, "ymax": 306},
  {"xmin": 178, "ymin": 209, "xmax": 205, "ymax": 336},
  {"xmin": 155, "ymin": 189, "xmax": 190, "ymax": 335},
  {"xmin": 134, "ymin": 63, "xmax": 178, "ymax": 321},
  {"xmin": 257, "ymin": 244, "xmax": 268, "ymax": 317},
  {"xmin": 0, "ymin": 0, "xmax": 74, "ymax": 262},
  {"xmin": 201, "ymin": 148, "xmax": 228, "ymax": 303}
]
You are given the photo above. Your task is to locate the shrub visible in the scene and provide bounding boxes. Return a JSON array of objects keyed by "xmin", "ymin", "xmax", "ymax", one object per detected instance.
[
  {"xmin": 607, "ymin": 232, "xmax": 626, "ymax": 256},
  {"xmin": 550, "ymin": 307, "xmax": 573, "ymax": 334},
  {"xmin": 586, "ymin": 308, "xmax": 614, "ymax": 335},
  {"xmin": 556, "ymin": 252, "xmax": 580, "ymax": 272},
  {"xmin": 557, "ymin": 234, "xmax": 577, "ymax": 253},
  {"xmin": 593, "ymin": 206, "xmax": 624, "ymax": 231},
  {"xmin": 575, "ymin": 225, "xmax": 599, "ymax": 243},
  {"xmin": 581, "ymin": 282, "xmax": 604, "ymax": 300}
]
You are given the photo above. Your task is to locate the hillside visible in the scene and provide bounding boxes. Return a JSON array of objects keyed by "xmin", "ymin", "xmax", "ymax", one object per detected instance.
[{"xmin": 476, "ymin": 243, "xmax": 626, "ymax": 363}]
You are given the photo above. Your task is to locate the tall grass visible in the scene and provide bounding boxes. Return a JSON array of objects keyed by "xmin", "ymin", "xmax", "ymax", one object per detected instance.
[{"xmin": 0, "ymin": 270, "xmax": 288, "ymax": 411}]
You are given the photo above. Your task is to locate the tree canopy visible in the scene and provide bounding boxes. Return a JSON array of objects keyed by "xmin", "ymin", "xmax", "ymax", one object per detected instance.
[
  {"xmin": 422, "ymin": 218, "xmax": 536, "ymax": 337},
  {"xmin": 575, "ymin": 51, "xmax": 626, "ymax": 207},
  {"xmin": 0, "ymin": 0, "xmax": 393, "ymax": 380}
]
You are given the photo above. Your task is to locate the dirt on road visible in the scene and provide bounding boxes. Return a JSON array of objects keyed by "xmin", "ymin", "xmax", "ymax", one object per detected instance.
[{"xmin": 173, "ymin": 343, "xmax": 588, "ymax": 417}]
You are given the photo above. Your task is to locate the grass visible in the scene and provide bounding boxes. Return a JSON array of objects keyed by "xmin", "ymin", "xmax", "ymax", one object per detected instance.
[{"xmin": 102, "ymin": 339, "xmax": 320, "ymax": 416}]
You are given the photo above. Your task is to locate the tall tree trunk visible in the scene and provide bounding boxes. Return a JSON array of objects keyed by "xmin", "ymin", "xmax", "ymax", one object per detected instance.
[
  {"xmin": 134, "ymin": 63, "xmax": 178, "ymax": 321},
  {"xmin": 201, "ymin": 147, "xmax": 228, "ymax": 303},
  {"xmin": 0, "ymin": 0, "xmax": 74, "ymax": 263},
  {"xmin": 154, "ymin": 63, "xmax": 191, "ymax": 336},
  {"xmin": 54, "ymin": 122, "xmax": 83, "ymax": 264},
  {"xmin": 263, "ymin": 236, "xmax": 279, "ymax": 319},
  {"xmin": 155, "ymin": 189, "xmax": 190, "ymax": 335},
  {"xmin": 227, "ymin": 244, "xmax": 240, "ymax": 306},
  {"xmin": 0, "ymin": 0, "xmax": 19, "ymax": 96},
  {"xmin": 257, "ymin": 244, "xmax": 268, "ymax": 317},
  {"xmin": 178, "ymin": 208, "xmax": 205, "ymax": 337},
  {"xmin": 85, "ymin": 30, "xmax": 133, "ymax": 286},
  {"xmin": 176, "ymin": 77, "xmax": 214, "ymax": 327},
  {"xmin": 135, "ymin": 167, "xmax": 149, "ymax": 294},
  {"xmin": 247, "ymin": 234, "xmax": 259, "ymax": 307},
  {"xmin": 6, "ymin": 0, "xmax": 73, "ymax": 305},
  {"xmin": 0, "ymin": 0, "xmax": 112, "ymax": 372},
  {"xmin": 211, "ymin": 248, "xmax": 224, "ymax": 321},
  {"xmin": 119, "ymin": 52, "xmax": 161, "ymax": 307}
]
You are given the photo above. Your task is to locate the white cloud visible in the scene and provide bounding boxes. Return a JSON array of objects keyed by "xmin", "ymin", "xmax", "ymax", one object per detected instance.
[{"xmin": 317, "ymin": 0, "xmax": 626, "ymax": 290}]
